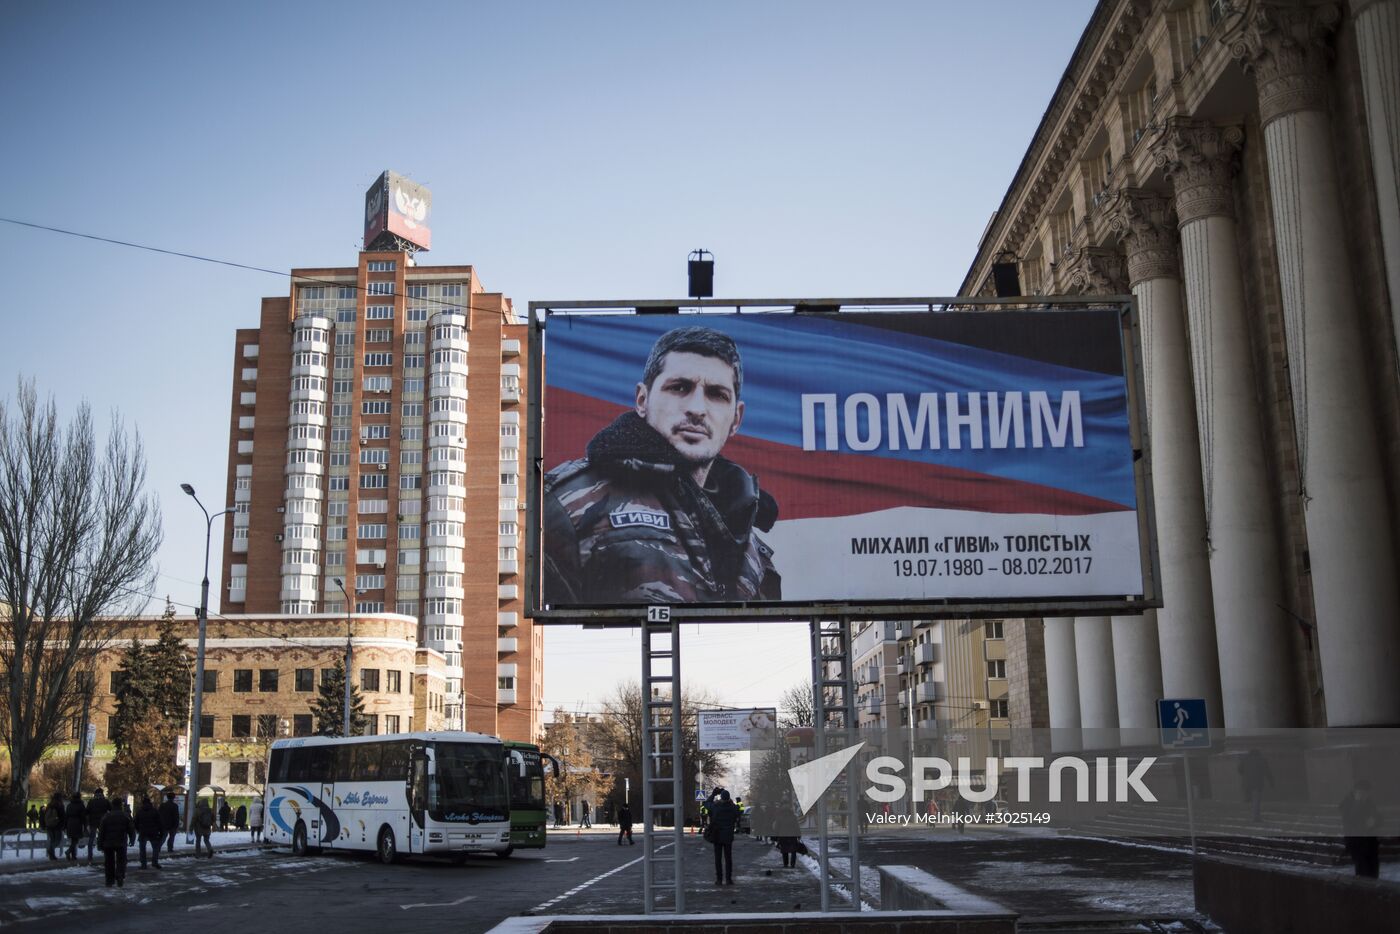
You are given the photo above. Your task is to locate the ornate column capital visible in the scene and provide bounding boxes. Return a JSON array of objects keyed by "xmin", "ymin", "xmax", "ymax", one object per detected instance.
[
  {"xmin": 1229, "ymin": 1, "xmax": 1341, "ymax": 124},
  {"xmin": 1104, "ymin": 188, "xmax": 1181, "ymax": 286},
  {"xmin": 1152, "ymin": 120, "xmax": 1246, "ymax": 224},
  {"xmin": 1064, "ymin": 246, "xmax": 1129, "ymax": 295}
]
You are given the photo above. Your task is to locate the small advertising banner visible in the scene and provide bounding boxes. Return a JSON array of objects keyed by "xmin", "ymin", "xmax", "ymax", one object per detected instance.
[{"xmin": 698, "ymin": 708, "xmax": 779, "ymax": 751}]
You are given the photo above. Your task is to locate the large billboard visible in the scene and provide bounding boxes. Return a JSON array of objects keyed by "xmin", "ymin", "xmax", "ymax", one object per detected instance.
[
  {"xmin": 698, "ymin": 709, "xmax": 779, "ymax": 751},
  {"xmin": 530, "ymin": 302, "xmax": 1156, "ymax": 620},
  {"xmin": 363, "ymin": 170, "xmax": 432, "ymax": 252}
]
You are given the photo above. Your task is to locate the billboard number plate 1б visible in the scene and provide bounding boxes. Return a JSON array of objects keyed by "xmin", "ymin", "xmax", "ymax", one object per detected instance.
[{"xmin": 532, "ymin": 303, "xmax": 1155, "ymax": 620}]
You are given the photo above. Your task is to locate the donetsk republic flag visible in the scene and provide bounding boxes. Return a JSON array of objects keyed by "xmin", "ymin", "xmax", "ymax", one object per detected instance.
[{"xmin": 542, "ymin": 310, "xmax": 1145, "ymax": 605}]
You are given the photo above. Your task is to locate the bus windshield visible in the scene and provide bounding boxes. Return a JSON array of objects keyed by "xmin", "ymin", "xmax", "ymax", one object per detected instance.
[
  {"xmin": 508, "ymin": 749, "xmax": 546, "ymax": 812},
  {"xmin": 431, "ymin": 742, "xmax": 509, "ymax": 821}
]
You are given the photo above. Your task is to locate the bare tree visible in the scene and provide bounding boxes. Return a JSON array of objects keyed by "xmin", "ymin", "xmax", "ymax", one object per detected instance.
[
  {"xmin": 0, "ymin": 380, "xmax": 161, "ymax": 823},
  {"xmin": 779, "ymin": 681, "xmax": 815, "ymax": 729},
  {"xmin": 593, "ymin": 680, "xmax": 726, "ymax": 824}
]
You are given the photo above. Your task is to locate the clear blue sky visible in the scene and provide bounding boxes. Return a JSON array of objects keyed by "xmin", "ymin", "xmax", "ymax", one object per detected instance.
[{"xmin": 0, "ymin": 0, "xmax": 1096, "ymax": 720}]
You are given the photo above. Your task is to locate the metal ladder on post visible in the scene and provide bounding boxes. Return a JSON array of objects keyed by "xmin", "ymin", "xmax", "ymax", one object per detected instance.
[
  {"xmin": 810, "ymin": 615, "xmax": 863, "ymax": 912},
  {"xmin": 641, "ymin": 615, "xmax": 685, "ymax": 914}
]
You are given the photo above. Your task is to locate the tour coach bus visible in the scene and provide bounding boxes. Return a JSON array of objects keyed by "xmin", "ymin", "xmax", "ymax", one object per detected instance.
[
  {"xmin": 501, "ymin": 740, "xmax": 558, "ymax": 854},
  {"xmin": 265, "ymin": 732, "xmax": 512, "ymax": 863}
]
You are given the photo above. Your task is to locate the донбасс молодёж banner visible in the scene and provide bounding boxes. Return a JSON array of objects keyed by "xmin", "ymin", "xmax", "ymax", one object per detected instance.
[{"xmin": 539, "ymin": 308, "xmax": 1143, "ymax": 611}]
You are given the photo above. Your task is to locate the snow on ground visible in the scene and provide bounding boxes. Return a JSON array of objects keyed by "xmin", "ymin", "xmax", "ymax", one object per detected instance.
[{"xmin": 0, "ymin": 831, "xmax": 263, "ymax": 873}]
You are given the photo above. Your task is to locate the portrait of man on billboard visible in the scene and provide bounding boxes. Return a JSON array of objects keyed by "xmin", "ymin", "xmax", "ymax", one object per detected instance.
[{"xmin": 543, "ymin": 325, "xmax": 781, "ymax": 605}]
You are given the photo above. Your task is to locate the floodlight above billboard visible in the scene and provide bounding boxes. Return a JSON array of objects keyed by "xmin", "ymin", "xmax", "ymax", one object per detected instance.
[
  {"xmin": 527, "ymin": 298, "xmax": 1159, "ymax": 621},
  {"xmin": 363, "ymin": 170, "xmax": 432, "ymax": 252}
]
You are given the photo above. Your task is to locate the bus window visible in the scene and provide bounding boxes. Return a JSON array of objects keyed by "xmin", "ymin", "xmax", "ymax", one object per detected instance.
[
  {"xmin": 269, "ymin": 748, "xmax": 288, "ymax": 784},
  {"xmin": 381, "ymin": 741, "xmax": 411, "ymax": 783},
  {"xmin": 307, "ymin": 744, "xmax": 333, "ymax": 783}
]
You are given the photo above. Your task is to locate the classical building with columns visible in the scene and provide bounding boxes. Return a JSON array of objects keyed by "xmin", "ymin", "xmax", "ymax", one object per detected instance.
[{"xmin": 963, "ymin": 0, "xmax": 1400, "ymax": 729}]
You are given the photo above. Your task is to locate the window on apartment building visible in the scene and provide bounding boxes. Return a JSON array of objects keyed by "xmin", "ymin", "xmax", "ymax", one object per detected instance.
[
  {"xmin": 398, "ymin": 549, "xmax": 420, "ymax": 566},
  {"xmin": 366, "ymin": 328, "xmax": 392, "ymax": 343},
  {"xmin": 355, "ymin": 601, "xmax": 384, "ymax": 613},
  {"xmin": 202, "ymin": 670, "xmax": 218, "ymax": 693},
  {"xmin": 407, "ymin": 285, "xmax": 428, "ymax": 298},
  {"xmin": 402, "ymin": 403, "xmax": 423, "ymax": 418},
  {"xmin": 385, "ymin": 715, "xmax": 400, "ymax": 734},
  {"xmin": 197, "ymin": 762, "xmax": 212, "ymax": 787},
  {"xmin": 987, "ymin": 659, "xmax": 1006, "ymax": 679},
  {"xmin": 360, "ymin": 669, "xmax": 380, "ymax": 692},
  {"xmin": 363, "ymin": 715, "xmax": 379, "ymax": 736},
  {"xmin": 403, "ymin": 354, "xmax": 425, "ymax": 370},
  {"xmin": 400, "ymin": 474, "xmax": 422, "ymax": 491},
  {"xmin": 107, "ymin": 715, "xmax": 119, "ymax": 741},
  {"xmin": 360, "ymin": 475, "xmax": 388, "ymax": 490},
  {"xmin": 295, "ymin": 668, "xmax": 314, "ymax": 692},
  {"xmin": 232, "ymin": 715, "xmax": 251, "ymax": 738},
  {"xmin": 293, "ymin": 714, "xmax": 313, "ymax": 737},
  {"xmin": 330, "ymin": 427, "xmax": 352, "ymax": 444},
  {"xmin": 984, "ymin": 621, "xmax": 1004, "ymax": 639},
  {"xmin": 363, "ymin": 424, "xmax": 391, "ymax": 440},
  {"xmin": 336, "ymin": 308, "xmax": 356, "ymax": 324},
  {"xmin": 400, "ymin": 450, "xmax": 422, "ymax": 466},
  {"xmin": 326, "ymin": 523, "xmax": 348, "ymax": 540},
  {"xmin": 990, "ymin": 699, "xmax": 1009, "ymax": 719},
  {"xmin": 259, "ymin": 669, "xmax": 279, "ymax": 692},
  {"xmin": 498, "ymin": 677, "xmax": 515, "ymax": 690},
  {"xmin": 399, "ymin": 524, "xmax": 420, "ymax": 541},
  {"xmin": 331, "ymin": 403, "xmax": 351, "ymax": 419},
  {"xmin": 407, "ymin": 307, "xmax": 428, "ymax": 322},
  {"xmin": 233, "ymin": 669, "xmax": 253, "ymax": 692},
  {"xmin": 364, "ymin": 352, "xmax": 393, "ymax": 367},
  {"xmin": 387, "ymin": 670, "xmax": 401, "ymax": 693},
  {"xmin": 500, "ymin": 423, "xmax": 518, "ymax": 438},
  {"xmin": 355, "ymin": 574, "xmax": 385, "ymax": 590},
  {"xmin": 396, "ymin": 600, "xmax": 417, "ymax": 615},
  {"xmin": 367, "ymin": 260, "xmax": 396, "ymax": 272},
  {"xmin": 334, "ymin": 331, "xmax": 354, "ymax": 348},
  {"xmin": 229, "ymin": 762, "xmax": 250, "ymax": 785},
  {"xmin": 110, "ymin": 671, "xmax": 126, "ymax": 694},
  {"xmin": 258, "ymin": 714, "xmax": 278, "ymax": 738},
  {"xmin": 200, "ymin": 716, "xmax": 215, "ymax": 739},
  {"xmin": 367, "ymin": 282, "xmax": 394, "ymax": 296},
  {"xmin": 362, "ymin": 400, "xmax": 391, "ymax": 416},
  {"xmin": 326, "ymin": 550, "xmax": 345, "ymax": 567},
  {"xmin": 404, "ymin": 331, "xmax": 425, "ymax": 347},
  {"xmin": 358, "ymin": 523, "xmax": 387, "ymax": 539}
]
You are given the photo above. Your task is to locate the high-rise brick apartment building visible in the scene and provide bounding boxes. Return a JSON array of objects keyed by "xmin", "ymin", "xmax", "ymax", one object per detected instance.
[{"xmin": 219, "ymin": 175, "xmax": 540, "ymax": 741}]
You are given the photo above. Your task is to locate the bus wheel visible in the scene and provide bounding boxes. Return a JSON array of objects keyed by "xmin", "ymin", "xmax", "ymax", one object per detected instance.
[
  {"xmin": 495, "ymin": 846, "xmax": 514, "ymax": 859},
  {"xmin": 377, "ymin": 827, "xmax": 399, "ymax": 865},
  {"xmin": 292, "ymin": 824, "xmax": 308, "ymax": 857}
]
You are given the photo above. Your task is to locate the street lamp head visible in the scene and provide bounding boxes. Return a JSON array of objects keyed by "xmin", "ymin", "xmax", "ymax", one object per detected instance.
[
  {"xmin": 333, "ymin": 577, "xmax": 344, "ymax": 587},
  {"xmin": 180, "ymin": 483, "xmax": 196, "ymax": 496}
]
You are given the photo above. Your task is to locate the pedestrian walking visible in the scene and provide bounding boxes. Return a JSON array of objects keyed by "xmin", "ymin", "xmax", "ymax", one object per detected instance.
[
  {"xmin": 26, "ymin": 804, "xmax": 39, "ymax": 830},
  {"xmin": 97, "ymin": 797, "xmax": 136, "ymax": 888},
  {"xmin": 218, "ymin": 799, "xmax": 231, "ymax": 832},
  {"xmin": 617, "ymin": 803, "xmax": 634, "ymax": 845},
  {"xmin": 235, "ymin": 803, "xmax": 247, "ymax": 830},
  {"xmin": 194, "ymin": 798, "xmax": 215, "ymax": 857},
  {"xmin": 158, "ymin": 791, "xmax": 180, "ymax": 853},
  {"xmin": 1340, "ymin": 779, "xmax": 1381, "ymax": 878},
  {"xmin": 43, "ymin": 793, "xmax": 64, "ymax": 859},
  {"xmin": 135, "ymin": 796, "xmax": 163, "ymax": 869},
  {"xmin": 1238, "ymin": 748, "xmax": 1273, "ymax": 823},
  {"xmin": 773, "ymin": 796, "xmax": 802, "ymax": 868},
  {"xmin": 581, "ymin": 800, "xmax": 592, "ymax": 828},
  {"xmin": 63, "ymin": 792, "xmax": 87, "ymax": 861},
  {"xmin": 704, "ymin": 788, "xmax": 741, "ymax": 885},
  {"xmin": 249, "ymin": 795, "xmax": 264, "ymax": 843},
  {"xmin": 85, "ymin": 788, "xmax": 111, "ymax": 865}
]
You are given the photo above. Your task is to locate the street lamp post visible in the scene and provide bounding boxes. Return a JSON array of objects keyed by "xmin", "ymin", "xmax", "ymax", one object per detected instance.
[
  {"xmin": 181, "ymin": 483, "xmax": 234, "ymax": 840},
  {"xmin": 333, "ymin": 578, "xmax": 354, "ymax": 736}
]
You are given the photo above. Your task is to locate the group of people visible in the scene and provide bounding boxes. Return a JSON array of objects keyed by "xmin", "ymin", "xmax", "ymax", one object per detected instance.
[{"xmin": 25, "ymin": 788, "xmax": 263, "ymax": 886}]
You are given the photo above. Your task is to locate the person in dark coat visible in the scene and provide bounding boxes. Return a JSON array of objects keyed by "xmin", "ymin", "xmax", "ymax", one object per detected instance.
[
  {"xmin": 1238, "ymin": 749, "xmax": 1274, "ymax": 823},
  {"xmin": 617, "ymin": 803, "xmax": 634, "ymax": 845},
  {"xmin": 44, "ymin": 792, "xmax": 65, "ymax": 859},
  {"xmin": 773, "ymin": 796, "xmax": 802, "ymax": 868},
  {"xmin": 26, "ymin": 805, "xmax": 39, "ymax": 830},
  {"xmin": 134, "ymin": 797, "xmax": 163, "ymax": 868},
  {"xmin": 1340, "ymin": 779, "xmax": 1381, "ymax": 878},
  {"xmin": 158, "ymin": 792, "xmax": 181, "ymax": 853},
  {"xmin": 218, "ymin": 799, "xmax": 231, "ymax": 832},
  {"xmin": 97, "ymin": 799, "xmax": 136, "ymax": 887},
  {"xmin": 235, "ymin": 803, "xmax": 247, "ymax": 830},
  {"xmin": 705, "ymin": 788, "xmax": 741, "ymax": 885},
  {"xmin": 194, "ymin": 799, "xmax": 215, "ymax": 857},
  {"xmin": 63, "ymin": 792, "xmax": 87, "ymax": 861},
  {"xmin": 85, "ymin": 789, "xmax": 111, "ymax": 865}
]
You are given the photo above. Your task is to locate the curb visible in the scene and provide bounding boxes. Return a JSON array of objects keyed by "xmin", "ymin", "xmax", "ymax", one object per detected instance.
[{"xmin": 0, "ymin": 841, "xmax": 268, "ymax": 877}]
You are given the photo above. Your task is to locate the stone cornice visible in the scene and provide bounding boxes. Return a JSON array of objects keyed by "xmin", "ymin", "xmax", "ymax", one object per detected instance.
[
  {"xmin": 1152, "ymin": 120, "xmax": 1246, "ymax": 224},
  {"xmin": 1104, "ymin": 188, "xmax": 1181, "ymax": 285},
  {"xmin": 1229, "ymin": 1, "xmax": 1341, "ymax": 124}
]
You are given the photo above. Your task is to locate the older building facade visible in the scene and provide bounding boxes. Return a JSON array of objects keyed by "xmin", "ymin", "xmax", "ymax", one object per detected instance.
[
  {"xmin": 222, "ymin": 244, "xmax": 541, "ymax": 742},
  {"xmin": 963, "ymin": 0, "xmax": 1400, "ymax": 729}
]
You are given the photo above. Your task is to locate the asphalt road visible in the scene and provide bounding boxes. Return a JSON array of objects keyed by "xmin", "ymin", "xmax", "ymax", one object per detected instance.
[{"xmin": 0, "ymin": 834, "xmax": 649, "ymax": 933}]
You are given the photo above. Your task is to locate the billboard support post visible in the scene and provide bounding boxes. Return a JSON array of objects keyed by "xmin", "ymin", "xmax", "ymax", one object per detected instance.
[
  {"xmin": 810, "ymin": 616, "xmax": 861, "ymax": 912},
  {"xmin": 641, "ymin": 616, "xmax": 684, "ymax": 914}
]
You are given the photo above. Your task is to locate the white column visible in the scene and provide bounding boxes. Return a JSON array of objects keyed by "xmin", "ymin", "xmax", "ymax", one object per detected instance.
[
  {"xmin": 1043, "ymin": 616, "xmax": 1081, "ymax": 750},
  {"xmin": 1155, "ymin": 121, "xmax": 1299, "ymax": 727},
  {"xmin": 1074, "ymin": 616, "xmax": 1118, "ymax": 731},
  {"xmin": 1352, "ymin": 0, "xmax": 1400, "ymax": 354},
  {"xmin": 1107, "ymin": 190, "xmax": 1224, "ymax": 722},
  {"xmin": 1238, "ymin": 5, "xmax": 1400, "ymax": 725},
  {"xmin": 1111, "ymin": 613, "xmax": 1163, "ymax": 735}
]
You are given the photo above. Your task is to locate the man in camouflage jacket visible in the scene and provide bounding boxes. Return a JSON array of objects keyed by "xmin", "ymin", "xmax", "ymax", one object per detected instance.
[{"xmin": 544, "ymin": 326, "xmax": 780, "ymax": 605}]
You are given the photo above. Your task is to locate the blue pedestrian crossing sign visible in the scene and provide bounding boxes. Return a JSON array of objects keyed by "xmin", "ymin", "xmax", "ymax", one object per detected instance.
[
  {"xmin": 695, "ymin": 788, "xmax": 706, "ymax": 802},
  {"xmin": 1158, "ymin": 698, "xmax": 1210, "ymax": 749}
]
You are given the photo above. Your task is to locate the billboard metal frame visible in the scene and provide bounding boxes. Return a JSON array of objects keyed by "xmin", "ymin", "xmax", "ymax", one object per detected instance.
[{"xmin": 525, "ymin": 296, "xmax": 1161, "ymax": 624}]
